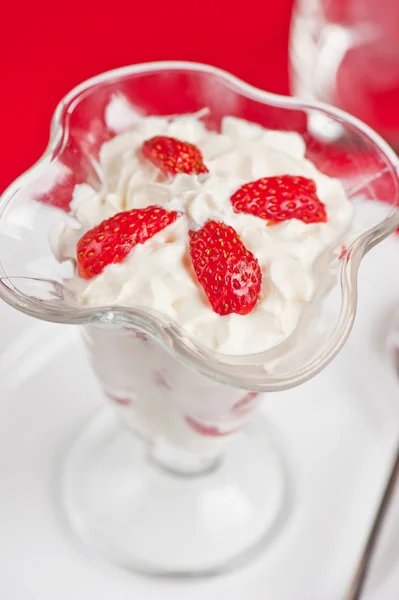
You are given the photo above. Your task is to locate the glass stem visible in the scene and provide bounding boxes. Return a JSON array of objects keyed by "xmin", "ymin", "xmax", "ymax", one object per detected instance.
[{"xmin": 149, "ymin": 439, "xmax": 221, "ymax": 477}]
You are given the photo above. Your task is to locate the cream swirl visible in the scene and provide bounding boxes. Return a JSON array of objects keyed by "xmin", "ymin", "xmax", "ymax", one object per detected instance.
[{"xmin": 57, "ymin": 116, "xmax": 354, "ymax": 355}]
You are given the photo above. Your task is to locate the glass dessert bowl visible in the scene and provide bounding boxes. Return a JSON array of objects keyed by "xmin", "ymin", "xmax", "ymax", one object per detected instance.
[{"xmin": 0, "ymin": 62, "xmax": 398, "ymax": 577}]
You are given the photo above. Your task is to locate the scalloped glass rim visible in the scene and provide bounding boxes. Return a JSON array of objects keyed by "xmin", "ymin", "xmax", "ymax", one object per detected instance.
[{"xmin": 1, "ymin": 60, "xmax": 399, "ymax": 392}]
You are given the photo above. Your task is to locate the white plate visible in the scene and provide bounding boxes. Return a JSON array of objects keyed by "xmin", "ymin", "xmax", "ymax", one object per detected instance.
[{"xmin": 1, "ymin": 236, "xmax": 399, "ymax": 600}]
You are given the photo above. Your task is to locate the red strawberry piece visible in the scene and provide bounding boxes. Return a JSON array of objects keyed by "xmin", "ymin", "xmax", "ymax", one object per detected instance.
[
  {"xmin": 185, "ymin": 416, "xmax": 236, "ymax": 437},
  {"xmin": 107, "ymin": 394, "xmax": 132, "ymax": 407},
  {"xmin": 141, "ymin": 136, "xmax": 209, "ymax": 176},
  {"xmin": 232, "ymin": 391, "xmax": 259, "ymax": 416},
  {"xmin": 231, "ymin": 175, "xmax": 327, "ymax": 225},
  {"xmin": 338, "ymin": 245, "xmax": 347, "ymax": 260},
  {"xmin": 135, "ymin": 331, "xmax": 149, "ymax": 342},
  {"xmin": 153, "ymin": 370, "xmax": 172, "ymax": 391},
  {"xmin": 189, "ymin": 220, "xmax": 262, "ymax": 316},
  {"xmin": 77, "ymin": 206, "xmax": 179, "ymax": 279}
]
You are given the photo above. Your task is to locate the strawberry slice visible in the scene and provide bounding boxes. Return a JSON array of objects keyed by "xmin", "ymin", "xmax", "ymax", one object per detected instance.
[
  {"xmin": 185, "ymin": 416, "xmax": 237, "ymax": 437},
  {"xmin": 232, "ymin": 391, "xmax": 259, "ymax": 416},
  {"xmin": 338, "ymin": 245, "xmax": 347, "ymax": 260},
  {"xmin": 230, "ymin": 175, "xmax": 327, "ymax": 225},
  {"xmin": 189, "ymin": 220, "xmax": 262, "ymax": 316},
  {"xmin": 142, "ymin": 136, "xmax": 209, "ymax": 176},
  {"xmin": 77, "ymin": 206, "xmax": 179, "ymax": 279}
]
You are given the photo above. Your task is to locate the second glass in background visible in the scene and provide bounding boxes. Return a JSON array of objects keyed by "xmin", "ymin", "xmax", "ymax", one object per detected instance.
[{"xmin": 290, "ymin": 0, "xmax": 399, "ymax": 149}]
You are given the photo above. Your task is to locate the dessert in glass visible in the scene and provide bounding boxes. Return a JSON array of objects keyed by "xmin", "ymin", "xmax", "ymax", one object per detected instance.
[{"xmin": 0, "ymin": 62, "xmax": 398, "ymax": 577}]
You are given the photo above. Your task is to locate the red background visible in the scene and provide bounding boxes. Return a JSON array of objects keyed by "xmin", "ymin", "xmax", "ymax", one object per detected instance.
[{"xmin": 0, "ymin": 0, "xmax": 294, "ymax": 194}]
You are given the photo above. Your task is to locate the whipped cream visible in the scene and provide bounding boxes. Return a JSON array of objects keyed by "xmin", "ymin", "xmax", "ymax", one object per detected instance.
[{"xmin": 57, "ymin": 116, "xmax": 354, "ymax": 355}]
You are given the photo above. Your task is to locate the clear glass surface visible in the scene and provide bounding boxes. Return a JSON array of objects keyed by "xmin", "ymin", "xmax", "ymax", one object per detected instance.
[
  {"xmin": 61, "ymin": 408, "xmax": 289, "ymax": 575},
  {"xmin": 0, "ymin": 61, "xmax": 398, "ymax": 576},
  {"xmin": 290, "ymin": 0, "xmax": 399, "ymax": 148}
]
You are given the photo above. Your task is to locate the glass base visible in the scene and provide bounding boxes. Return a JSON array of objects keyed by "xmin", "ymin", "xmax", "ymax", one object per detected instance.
[{"xmin": 60, "ymin": 409, "xmax": 290, "ymax": 576}]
